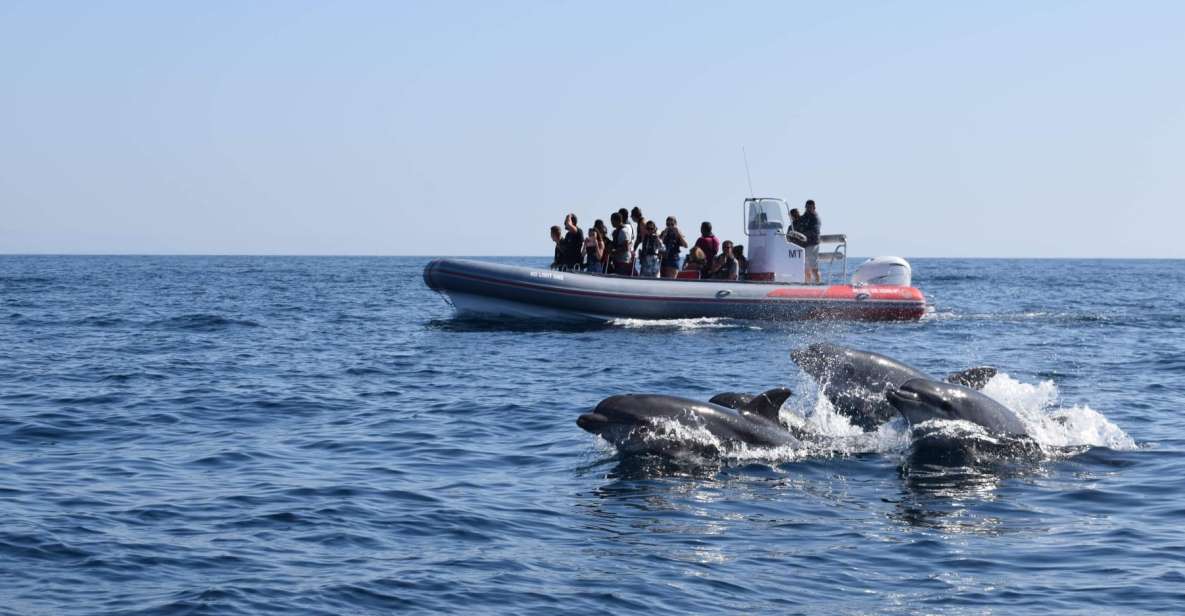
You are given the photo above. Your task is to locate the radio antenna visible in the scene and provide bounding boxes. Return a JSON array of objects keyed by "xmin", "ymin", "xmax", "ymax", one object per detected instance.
[{"xmin": 742, "ymin": 146, "xmax": 755, "ymax": 198}]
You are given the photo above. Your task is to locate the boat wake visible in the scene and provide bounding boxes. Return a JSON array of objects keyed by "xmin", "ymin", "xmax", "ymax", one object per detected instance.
[{"xmin": 607, "ymin": 317, "xmax": 762, "ymax": 331}]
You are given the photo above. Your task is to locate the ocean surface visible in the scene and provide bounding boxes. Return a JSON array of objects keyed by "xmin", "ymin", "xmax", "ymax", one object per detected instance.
[{"xmin": 1, "ymin": 256, "xmax": 1182, "ymax": 615}]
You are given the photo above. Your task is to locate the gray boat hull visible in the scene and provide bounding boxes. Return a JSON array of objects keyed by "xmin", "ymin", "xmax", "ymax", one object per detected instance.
[{"xmin": 423, "ymin": 259, "xmax": 926, "ymax": 322}]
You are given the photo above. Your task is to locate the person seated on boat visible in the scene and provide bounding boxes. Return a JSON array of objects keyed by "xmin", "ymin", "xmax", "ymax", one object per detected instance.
[
  {"xmin": 732, "ymin": 244, "xmax": 748, "ymax": 279},
  {"xmin": 583, "ymin": 225, "xmax": 605, "ymax": 273},
  {"xmin": 558, "ymin": 213, "xmax": 584, "ymax": 270},
  {"xmin": 659, "ymin": 216, "xmax": 688, "ymax": 278},
  {"xmin": 680, "ymin": 247, "xmax": 707, "ymax": 278},
  {"xmin": 799, "ymin": 200, "xmax": 822, "ymax": 284},
  {"xmin": 609, "ymin": 212, "xmax": 633, "ymax": 275},
  {"xmin": 706, "ymin": 240, "xmax": 740, "ymax": 280},
  {"xmin": 549, "ymin": 225, "xmax": 563, "ymax": 269},
  {"xmin": 693, "ymin": 222, "xmax": 720, "ymax": 262},
  {"xmin": 636, "ymin": 220, "xmax": 663, "ymax": 278}
]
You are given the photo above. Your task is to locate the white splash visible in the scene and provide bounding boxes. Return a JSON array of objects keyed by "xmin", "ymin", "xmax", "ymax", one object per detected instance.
[
  {"xmin": 908, "ymin": 418, "xmax": 1003, "ymax": 444},
  {"xmin": 778, "ymin": 383, "xmax": 913, "ymax": 456},
  {"xmin": 981, "ymin": 373, "xmax": 1136, "ymax": 450},
  {"xmin": 795, "ymin": 394, "xmax": 867, "ymax": 438}
]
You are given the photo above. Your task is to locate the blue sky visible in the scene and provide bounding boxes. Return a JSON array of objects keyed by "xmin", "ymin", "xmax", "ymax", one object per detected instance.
[{"xmin": 2, "ymin": 1, "xmax": 1182, "ymax": 257}]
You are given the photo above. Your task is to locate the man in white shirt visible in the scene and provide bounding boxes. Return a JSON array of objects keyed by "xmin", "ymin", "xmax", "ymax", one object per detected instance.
[{"xmin": 616, "ymin": 207, "xmax": 635, "ymax": 274}]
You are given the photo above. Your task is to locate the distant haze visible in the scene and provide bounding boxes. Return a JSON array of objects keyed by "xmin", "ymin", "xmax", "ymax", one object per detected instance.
[{"xmin": 2, "ymin": 2, "xmax": 1182, "ymax": 258}]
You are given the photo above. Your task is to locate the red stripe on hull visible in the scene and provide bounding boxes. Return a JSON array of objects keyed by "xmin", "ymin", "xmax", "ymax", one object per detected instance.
[{"xmin": 766, "ymin": 285, "xmax": 925, "ymax": 302}]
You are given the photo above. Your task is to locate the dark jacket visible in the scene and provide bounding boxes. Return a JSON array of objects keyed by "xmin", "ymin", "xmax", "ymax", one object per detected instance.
[
  {"xmin": 797, "ymin": 211, "xmax": 821, "ymax": 246},
  {"xmin": 561, "ymin": 229, "xmax": 584, "ymax": 267}
]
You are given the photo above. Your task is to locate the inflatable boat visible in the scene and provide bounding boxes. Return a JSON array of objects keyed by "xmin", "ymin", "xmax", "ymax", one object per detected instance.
[{"xmin": 423, "ymin": 197, "xmax": 927, "ymax": 322}]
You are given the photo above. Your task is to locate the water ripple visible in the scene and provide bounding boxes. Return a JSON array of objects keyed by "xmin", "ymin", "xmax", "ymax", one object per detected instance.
[{"xmin": 0, "ymin": 256, "xmax": 1178, "ymax": 614}]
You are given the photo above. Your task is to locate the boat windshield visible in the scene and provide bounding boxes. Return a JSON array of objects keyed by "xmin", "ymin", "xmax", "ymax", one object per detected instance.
[{"xmin": 746, "ymin": 198, "xmax": 787, "ymax": 231}]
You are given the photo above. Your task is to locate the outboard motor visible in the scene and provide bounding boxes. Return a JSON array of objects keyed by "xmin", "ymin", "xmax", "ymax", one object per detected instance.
[{"xmin": 851, "ymin": 256, "xmax": 912, "ymax": 287}]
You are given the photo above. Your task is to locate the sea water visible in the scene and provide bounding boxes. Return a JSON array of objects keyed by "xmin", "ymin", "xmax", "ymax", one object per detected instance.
[{"xmin": 0, "ymin": 256, "xmax": 1182, "ymax": 614}]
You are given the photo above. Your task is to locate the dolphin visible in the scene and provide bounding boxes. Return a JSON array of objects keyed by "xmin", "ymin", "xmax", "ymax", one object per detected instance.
[
  {"xmin": 886, "ymin": 378, "xmax": 1038, "ymax": 466},
  {"xmin": 577, "ymin": 390, "xmax": 799, "ymax": 456},
  {"xmin": 791, "ymin": 343, "xmax": 997, "ymax": 431},
  {"xmin": 886, "ymin": 378, "xmax": 1028, "ymax": 436}
]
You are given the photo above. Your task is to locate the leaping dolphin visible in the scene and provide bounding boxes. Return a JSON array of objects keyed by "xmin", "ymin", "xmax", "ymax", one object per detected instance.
[
  {"xmin": 791, "ymin": 343, "xmax": 997, "ymax": 431},
  {"xmin": 577, "ymin": 389, "xmax": 799, "ymax": 456},
  {"xmin": 886, "ymin": 377, "xmax": 1038, "ymax": 466}
]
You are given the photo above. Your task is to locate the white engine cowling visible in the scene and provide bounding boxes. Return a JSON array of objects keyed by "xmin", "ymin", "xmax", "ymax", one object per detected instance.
[{"xmin": 851, "ymin": 256, "xmax": 912, "ymax": 287}]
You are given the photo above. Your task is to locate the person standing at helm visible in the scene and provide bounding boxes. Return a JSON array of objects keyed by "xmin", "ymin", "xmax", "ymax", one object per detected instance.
[{"xmin": 799, "ymin": 200, "xmax": 822, "ymax": 284}]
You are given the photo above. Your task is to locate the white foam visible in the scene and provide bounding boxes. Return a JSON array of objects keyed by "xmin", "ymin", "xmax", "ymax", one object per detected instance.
[
  {"xmin": 716, "ymin": 408, "xmax": 912, "ymax": 463},
  {"xmin": 608, "ymin": 317, "xmax": 760, "ymax": 331},
  {"xmin": 981, "ymin": 373, "xmax": 1136, "ymax": 450},
  {"xmin": 779, "ymin": 383, "xmax": 913, "ymax": 455},
  {"xmin": 625, "ymin": 416, "xmax": 810, "ymax": 464},
  {"xmin": 797, "ymin": 394, "xmax": 868, "ymax": 439},
  {"xmin": 909, "ymin": 418, "xmax": 1003, "ymax": 444}
]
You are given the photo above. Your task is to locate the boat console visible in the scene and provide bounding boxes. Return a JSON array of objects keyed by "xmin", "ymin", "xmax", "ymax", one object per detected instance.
[
  {"xmin": 743, "ymin": 197, "xmax": 911, "ymax": 287},
  {"xmin": 743, "ymin": 197, "xmax": 805, "ymax": 283}
]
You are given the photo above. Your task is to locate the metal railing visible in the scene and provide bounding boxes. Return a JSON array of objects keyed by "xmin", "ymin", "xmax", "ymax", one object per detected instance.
[{"xmin": 816, "ymin": 234, "xmax": 848, "ymax": 284}]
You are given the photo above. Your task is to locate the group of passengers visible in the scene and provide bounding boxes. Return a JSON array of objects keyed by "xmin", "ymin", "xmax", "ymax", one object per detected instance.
[{"xmin": 550, "ymin": 206, "xmax": 750, "ymax": 281}]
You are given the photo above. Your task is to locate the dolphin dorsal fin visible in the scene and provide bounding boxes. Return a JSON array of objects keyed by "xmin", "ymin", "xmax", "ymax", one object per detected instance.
[
  {"xmin": 709, "ymin": 392, "xmax": 754, "ymax": 410},
  {"xmin": 944, "ymin": 367, "xmax": 997, "ymax": 390},
  {"xmin": 743, "ymin": 387, "xmax": 792, "ymax": 422}
]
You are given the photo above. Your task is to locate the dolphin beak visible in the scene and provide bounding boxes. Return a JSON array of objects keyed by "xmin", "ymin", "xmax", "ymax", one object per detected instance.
[{"xmin": 576, "ymin": 412, "xmax": 609, "ymax": 433}]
